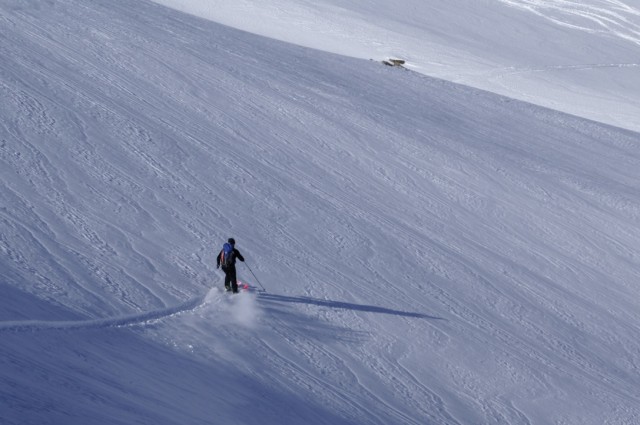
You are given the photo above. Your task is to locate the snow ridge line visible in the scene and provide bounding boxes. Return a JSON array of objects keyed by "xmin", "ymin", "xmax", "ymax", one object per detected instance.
[{"xmin": 0, "ymin": 295, "xmax": 206, "ymax": 332}]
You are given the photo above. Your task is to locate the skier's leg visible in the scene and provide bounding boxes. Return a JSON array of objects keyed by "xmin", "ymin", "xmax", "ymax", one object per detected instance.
[
  {"xmin": 230, "ymin": 269, "xmax": 238, "ymax": 293},
  {"xmin": 224, "ymin": 270, "xmax": 231, "ymax": 291}
]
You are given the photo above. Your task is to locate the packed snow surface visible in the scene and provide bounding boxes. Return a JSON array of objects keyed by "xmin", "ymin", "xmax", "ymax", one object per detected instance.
[{"xmin": 1, "ymin": 0, "xmax": 640, "ymax": 424}]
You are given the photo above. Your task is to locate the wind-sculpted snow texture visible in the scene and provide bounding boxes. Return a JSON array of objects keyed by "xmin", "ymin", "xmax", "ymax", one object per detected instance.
[
  {"xmin": 1, "ymin": 0, "xmax": 640, "ymax": 424},
  {"xmin": 151, "ymin": 0, "xmax": 640, "ymax": 133},
  {"xmin": 499, "ymin": 0, "xmax": 640, "ymax": 44}
]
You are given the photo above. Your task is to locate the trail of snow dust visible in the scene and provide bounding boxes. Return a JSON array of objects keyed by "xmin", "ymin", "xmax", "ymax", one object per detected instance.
[
  {"xmin": 199, "ymin": 286, "xmax": 261, "ymax": 329},
  {"xmin": 137, "ymin": 287, "xmax": 264, "ymax": 368}
]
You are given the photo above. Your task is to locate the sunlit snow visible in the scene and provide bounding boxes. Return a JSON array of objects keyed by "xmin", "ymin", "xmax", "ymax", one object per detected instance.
[{"xmin": 1, "ymin": 0, "xmax": 639, "ymax": 424}]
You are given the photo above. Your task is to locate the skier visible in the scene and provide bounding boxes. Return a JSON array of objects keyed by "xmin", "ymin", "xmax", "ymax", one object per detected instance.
[{"xmin": 216, "ymin": 238, "xmax": 245, "ymax": 293}]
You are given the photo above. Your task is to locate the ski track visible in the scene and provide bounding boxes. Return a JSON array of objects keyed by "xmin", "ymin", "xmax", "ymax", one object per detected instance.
[
  {"xmin": 0, "ymin": 294, "xmax": 206, "ymax": 333},
  {"xmin": 499, "ymin": 0, "xmax": 640, "ymax": 45}
]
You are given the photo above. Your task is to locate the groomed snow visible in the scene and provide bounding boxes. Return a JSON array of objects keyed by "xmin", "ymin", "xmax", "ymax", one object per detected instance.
[{"xmin": 1, "ymin": 0, "xmax": 640, "ymax": 424}]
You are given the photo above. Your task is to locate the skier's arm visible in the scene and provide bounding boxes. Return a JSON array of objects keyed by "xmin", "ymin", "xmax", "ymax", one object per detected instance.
[
  {"xmin": 235, "ymin": 250, "xmax": 245, "ymax": 262},
  {"xmin": 216, "ymin": 250, "xmax": 222, "ymax": 268}
]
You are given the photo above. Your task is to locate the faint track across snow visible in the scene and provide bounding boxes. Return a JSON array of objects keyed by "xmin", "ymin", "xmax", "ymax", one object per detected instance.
[
  {"xmin": 0, "ymin": 294, "xmax": 205, "ymax": 332},
  {"xmin": 499, "ymin": 0, "xmax": 640, "ymax": 45}
]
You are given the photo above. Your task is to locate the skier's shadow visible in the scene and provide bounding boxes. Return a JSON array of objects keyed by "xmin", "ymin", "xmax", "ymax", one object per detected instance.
[{"xmin": 257, "ymin": 292, "xmax": 444, "ymax": 320}]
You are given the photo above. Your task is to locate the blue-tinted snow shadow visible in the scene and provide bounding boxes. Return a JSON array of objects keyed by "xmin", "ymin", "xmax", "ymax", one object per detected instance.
[
  {"xmin": 0, "ymin": 285, "xmax": 366, "ymax": 425},
  {"xmin": 257, "ymin": 292, "xmax": 445, "ymax": 320},
  {"xmin": 0, "ymin": 279, "xmax": 86, "ymax": 322},
  {"xmin": 0, "ymin": 315, "xmax": 367, "ymax": 425}
]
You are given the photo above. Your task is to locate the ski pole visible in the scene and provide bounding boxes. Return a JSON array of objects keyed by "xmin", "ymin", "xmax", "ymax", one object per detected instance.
[{"xmin": 244, "ymin": 261, "xmax": 267, "ymax": 292}]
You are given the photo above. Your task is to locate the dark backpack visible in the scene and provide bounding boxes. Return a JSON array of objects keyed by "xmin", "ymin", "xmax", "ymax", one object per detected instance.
[{"xmin": 221, "ymin": 243, "xmax": 235, "ymax": 269}]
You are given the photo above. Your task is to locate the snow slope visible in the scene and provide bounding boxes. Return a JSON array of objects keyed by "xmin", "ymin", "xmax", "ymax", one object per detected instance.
[
  {"xmin": 1, "ymin": 0, "xmax": 640, "ymax": 424},
  {"xmin": 151, "ymin": 0, "xmax": 640, "ymax": 133}
]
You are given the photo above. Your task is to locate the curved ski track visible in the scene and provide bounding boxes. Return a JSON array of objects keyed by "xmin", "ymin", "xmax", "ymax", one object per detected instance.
[
  {"xmin": 0, "ymin": 294, "xmax": 206, "ymax": 332},
  {"xmin": 499, "ymin": 0, "xmax": 640, "ymax": 45}
]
